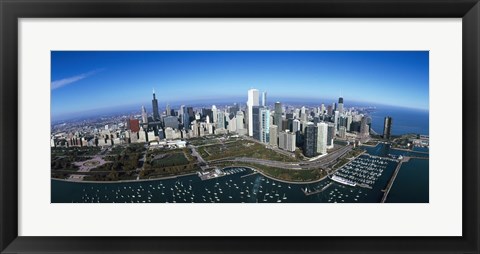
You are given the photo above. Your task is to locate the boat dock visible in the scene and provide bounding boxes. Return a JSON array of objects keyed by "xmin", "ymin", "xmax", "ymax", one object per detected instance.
[
  {"xmin": 381, "ymin": 156, "xmax": 408, "ymax": 202},
  {"xmin": 241, "ymin": 172, "xmax": 258, "ymax": 178},
  {"xmin": 302, "ymin": 182, "xmax": 334, "ymax": 196},
  {"xmin": 198, "ymin": 168, "xmax": 226, "ymax": 181}
]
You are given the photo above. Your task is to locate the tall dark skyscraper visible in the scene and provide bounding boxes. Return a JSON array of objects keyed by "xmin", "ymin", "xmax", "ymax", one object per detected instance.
[
  {"xmin": 303, "ymin": 122, "xmax": 317, "ymax": 157},
  {"xmin": 327, "ymin": 123, "xmax": 335, "ymax": 147},
  {"xmin": 183, "ymin": 106, "xmax": 190, "ymax": 130},
  {"xmin": 274, "ymin": 102, "xmax": 282, "ymax": 126},
  {"xmin": 252, "ymin": 106, "xmax": 261, "ymax": 141},
  {"xmin": 327, "ymin": 105, "xmax": 333, "ymax": 116},
  {"xmin": 383, "ymin": 116, "xmax": 392, "ymax": 139},
  {"xmin": 152, "ymin": 89, "xmax": 160, "ymax": 121}
]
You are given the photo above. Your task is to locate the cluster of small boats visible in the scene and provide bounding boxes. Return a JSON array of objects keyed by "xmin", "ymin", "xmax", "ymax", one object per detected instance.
[
  {"xmin": 76, "ymin": 167, "xmax": 294, "ymax": 203},
  {"xmin": 333, "ymin": 155, "xmax": 392, "ymax": 187},
  {"xmin": 326, "ymin": 187, "xmax": 366, "ymax": 203},
  {"xmin": 80, "ymin": 183, "xmax": 163, "ymax": 203}
]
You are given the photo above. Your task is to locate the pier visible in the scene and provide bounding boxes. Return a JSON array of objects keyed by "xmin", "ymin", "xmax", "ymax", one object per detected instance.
[
  {"xmin": 381, "ymin": 156, "xmax": 409, "ymax": 203},
  {"xmin": 241, "ymin": 172, "xmax": 259, "ymax": 178},
  {"xmin": 302, "ymin": 182, "xmax": 334, "ymax": 196}
]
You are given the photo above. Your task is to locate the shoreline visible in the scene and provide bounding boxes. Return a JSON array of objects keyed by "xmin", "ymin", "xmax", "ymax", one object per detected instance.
[
  {"xmin": 362, "ymin": 142, "xmax": 429, "ymax": 154},
  {"xmin": 52, "ymin": 172, "xmax": 198, "ymax": 184},
  {"xmin": 52, "ymin": 144, "xmax": 426, "ymax": 185}
]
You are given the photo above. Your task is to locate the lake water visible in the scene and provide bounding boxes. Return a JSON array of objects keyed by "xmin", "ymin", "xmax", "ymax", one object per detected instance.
[
  {"xmin": 52, "ymin": 144, "xmax": 428, "ymax": 203},
  {"xmin": 369, "ymin": 105, "xmax": 429, "ymax": 136}
]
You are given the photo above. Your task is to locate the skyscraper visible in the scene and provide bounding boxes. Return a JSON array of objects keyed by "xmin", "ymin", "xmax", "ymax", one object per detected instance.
[
  {"xmin": 212, "ymin": 105, "xmax": 218, "ymax": 124},
  {"xmin": 183, "ymin": 106, "xmax": 190, "ymax": 130},
  {"xmin": 334, "ymin": 110, "xmax": 339, "ymax": 132},
  {"xmin": 327, "ymin": 123, "xmax": 335, "ymax": 149},
  {"xmin": 152, "ymin": 89, "xmax": 160, "ymax": 121},
  {"xmin": 216, "ymin": 110, "xmax": 225, "ymax": 130},
  {"xmin": 163, "ymin": 116, "xmax": 179, "ymax": 130},
  {"xmin": 327, "ymin": 105, "xmax": 333, "ymax": 116},
  {"xmin": 247, "ymin": 89, "xmax": 259, "ymax": 136},
  {"xmin": 252, "ymin": 106, "xmax": 261, "ymax": 141},
  {"xmin": 227, "ymin": 114, "xmax": 237, "ymax": 132},
  {"xmin": 166, "ymin": 103, "xmax": 171, "ymax": 116},
  {"xmin": 260, "ymin": 107, "xmax": 270, "ymax": 143},
  {"xmin": 303, "ymin": 122, "xmax": 317, "ymax": 157},
  {"xmin": 236, "ymin": 111, "xmax": 245, "ymax": 134},
  {"xmin": 292, "ymin": 119, "xmax": 301, "ymax": 133},
  {"xmin": 300, "ymin": 106, "xmax": 307, "ymax": 122},
  {"xmin": 346, "ymin": 114, "xmax": 353, "ymax": 131},
  {"xmin": 279, "ymin": 131, "xmax": 296, "ymax": 152},
  {"xmin": 383, "ymin": 116, "xmax": 392, "ymax": 139},
  {"xmin": 269, "ymin": 125, "xmax": 278, "ymax": 147},
  {"xmin": 261, "ymin": 91, "xmax": 267, "ymax": 107},
  {"xmin": 179, "ymin": 105, "xmax": 185, "ymax": 123},
  {"xmin": 316, "ymin": 122, "xmax": 328, "ymax": 154},
  {"xmin": 339, "ymin": 126, "xmax": 347, "ymax": 139},
  {"xmin": 360, "ymin": 116, "xmax": 370, "ymax": 137},
  {"xmin": 338, "ymin": 97, "xmax": 344, "ymax": 114},
  {"xmin": 187, "ymin": 107, "xmax": 194, "ymax": 119},
  {"xmin": 141, "ymin": 106, "xmax": 148, "ymax": 124},
  {"xmin": 274, "ymin": 102, "xmax": 282, "ymax": 126},
  {"xmin": 320, "ymin": 103, "xmax": 325, "ymax": 115}
]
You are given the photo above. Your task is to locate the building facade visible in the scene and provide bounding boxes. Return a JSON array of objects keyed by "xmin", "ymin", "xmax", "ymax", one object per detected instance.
[
  {"xmin": 383, "ymin": 116, "xmax": 392, "ymax": 139},
  {"xmin": 316, "ymin": 122, "xmax": 328, "ymax": 154},
  {"xmin": 303, "ymin": 122, "xmax": 317, "ymax": 157},
  {"xmin": 247, "ymin": 89, "xmax": 259, "ymax": 136}
]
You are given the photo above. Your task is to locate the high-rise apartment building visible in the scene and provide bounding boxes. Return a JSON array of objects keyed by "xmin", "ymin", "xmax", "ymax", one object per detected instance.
[
  {"xmin": 303, "ymin": 122, "xmax": 317, "ymax": 157},
  {"xmin": 269, "ymin": 125, "xmax": 278, "ymax": 147},
  {"xmin": 383, "ymin": 116, "xmax": 392, "ymax": 139},
  {"xmin": 316, "ymin": 122, "xmax": 328, "ymax": 154},
  {"xmin": 247, "ymin": 89, "xmax": 259, "ymax": 136},
  {"xmin": 279, "ymin": 131, "xmax": 296, "ymax": 152},
  {"xmin": 252, "ymin": 106, "xmax": 261, "ymax": 141},
  {"xmin": 260, "ymin": 107, "xmax": 270, "ymax": 143},
  {"xmin": 274, "ymin": 102, "xmax": 282, "ymax": 126}
]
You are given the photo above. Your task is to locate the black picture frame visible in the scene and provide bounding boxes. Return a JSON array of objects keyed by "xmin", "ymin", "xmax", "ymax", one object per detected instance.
[{"xmin": 1, "ymin": 0, "xmax": 479, "ymax": 253}]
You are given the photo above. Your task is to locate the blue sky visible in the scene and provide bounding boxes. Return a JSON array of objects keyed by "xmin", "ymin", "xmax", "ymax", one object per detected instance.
[{"xmin": 51, "ymin": 51, "xmax": 429, "ymax": 118}]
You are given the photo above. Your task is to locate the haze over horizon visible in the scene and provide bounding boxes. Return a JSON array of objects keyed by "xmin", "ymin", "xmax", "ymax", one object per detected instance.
[{"xmin": 51, "ymin": 51, "xmax": 429, "ymax": 119}]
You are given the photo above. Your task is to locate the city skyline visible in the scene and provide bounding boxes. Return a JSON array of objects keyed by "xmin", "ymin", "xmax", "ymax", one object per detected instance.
[{"xmin": 51, "ymin": 51, "xmax": 429, "ymax": 119}]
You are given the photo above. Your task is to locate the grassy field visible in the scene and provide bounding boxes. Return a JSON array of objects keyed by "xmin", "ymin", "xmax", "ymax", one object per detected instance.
[
  {"xmin": 51, "ymin": 157, "xmax": 79, "ymax": 171},
  {"xmin": 140, "ymin": 148, "xmax": 199, "ymax": 179},
  {"xmin": 51, "ymin": 144, "xmax": 146, "ymax": 181},
  {"xmin": 107, "ymin": 143, "xmax": 146, "ymax": 155},
  {"xmin": 151, "ymin": 153, "xmax": 189, "ymax": 168},
  {"xmin": 212, "ymin": 161, "xmax": 326, "ymax": 182},
  {"xmin": 257, "ymin": 165, "xmax": 326, "ymax": 182},
  {"xmin": 188, "ymin": 136, "xmax": 220, "ymax": 146},
  {"xmin": 198, "ymin": 140, "xmax": 298, "ymax": 162},
  {"xmin": 51, "ymin": 146, "xmax": 101, "ymax": 157}
]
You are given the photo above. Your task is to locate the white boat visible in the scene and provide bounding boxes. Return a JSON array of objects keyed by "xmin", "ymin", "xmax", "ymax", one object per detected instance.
[{"xmin": 331, "ymin": 175, "xmax": 357, "ymax": 187}]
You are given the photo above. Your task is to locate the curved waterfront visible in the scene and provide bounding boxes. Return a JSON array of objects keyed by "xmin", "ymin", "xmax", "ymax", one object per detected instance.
[
  {"xmin": 52, "ymin": 143, "xmax": 428, "ymax": 203},
  {"xmin": 52, "ymin": 167, "xmax": 382, "ymax": 203}
]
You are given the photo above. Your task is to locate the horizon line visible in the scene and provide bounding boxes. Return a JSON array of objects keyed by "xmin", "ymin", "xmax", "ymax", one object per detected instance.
[{"xmin": 51, "ymin": 96, "xmax": 428, "ymax": 121}]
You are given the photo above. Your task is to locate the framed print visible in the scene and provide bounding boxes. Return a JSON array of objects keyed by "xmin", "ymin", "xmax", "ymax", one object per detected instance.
[{"xmin": 1, "ymin": 0, "xmax": 479, "ymax": 253}]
